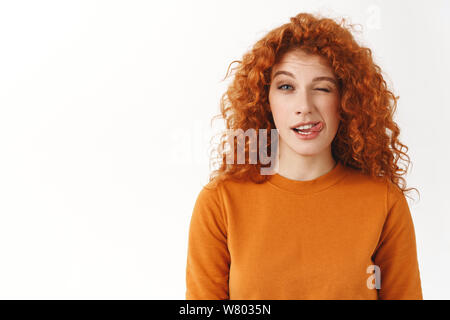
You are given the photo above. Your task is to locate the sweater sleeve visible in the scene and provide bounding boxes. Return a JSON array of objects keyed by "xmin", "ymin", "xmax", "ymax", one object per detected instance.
[
  {"xmin": 185, "ymin": 185, "xmax": 231, "ymax": 300},
  {"xmin": 372, "ymin": 183, "xmax": 423, "ymax": 300}
]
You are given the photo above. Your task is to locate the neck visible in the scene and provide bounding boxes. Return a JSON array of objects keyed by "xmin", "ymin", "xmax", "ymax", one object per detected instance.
[{"xmin": 274, "ymin": 143, "xmax": 337, "ymax": 181}]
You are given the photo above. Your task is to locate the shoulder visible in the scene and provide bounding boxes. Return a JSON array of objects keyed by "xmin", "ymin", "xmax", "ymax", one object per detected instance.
[
  {"xmin": 340, "ymin": 165, "xmax": 404, "ymax": 212},
  {"xmin": 194, "ymin": 176, "xmax": 243, "ymax": 210},
  {"xmin": 340, "ymin": 165, "xmax": 388, "ymax": 194},
  {"xmin": 385, "ymin": 179, "xmax": 409, "ymax": 215},
  {"xmin": 202, "ymin": 174, "xmax": 255, "ymax": 194}
]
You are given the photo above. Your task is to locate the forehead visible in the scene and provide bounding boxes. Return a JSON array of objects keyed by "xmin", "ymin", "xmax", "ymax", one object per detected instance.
[{"xmin": 271, "ymin": 50, "xmax": 332, "ymax": 75}]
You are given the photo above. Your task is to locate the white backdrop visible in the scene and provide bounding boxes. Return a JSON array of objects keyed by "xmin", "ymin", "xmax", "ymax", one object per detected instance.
[{"xmin": 0, "ymin": 0, "xmax": 448, "ymax": 299}]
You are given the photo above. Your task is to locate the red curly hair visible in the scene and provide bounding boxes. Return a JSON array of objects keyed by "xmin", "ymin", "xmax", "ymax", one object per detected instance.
[{"xmin": 208, "ymin": 12, "xmax": 419, "ymax": 200}]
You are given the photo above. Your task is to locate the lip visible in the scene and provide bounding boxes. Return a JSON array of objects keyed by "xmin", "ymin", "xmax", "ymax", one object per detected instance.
[
  {"xmin": 293, "ymin": 128, "xmax": 321, "ymax": 140},
  {"xmin": 291, "ymin": 121, "xmax": 324, "ymax": 141},
  {"xmin": 291, "ymin": 120, "xmax": 322, "ymax": 129}
]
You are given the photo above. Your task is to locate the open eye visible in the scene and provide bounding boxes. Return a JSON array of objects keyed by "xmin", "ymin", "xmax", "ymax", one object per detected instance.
[
  {"xmin": 278, "ymin": 84, "xmax": 293, "ymax": 91},
  {"xmin": 276, "ymin": 84, "xmax": 332, "ymax": 93}
]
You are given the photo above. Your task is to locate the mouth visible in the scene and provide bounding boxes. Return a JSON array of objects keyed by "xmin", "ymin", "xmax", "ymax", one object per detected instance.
[{"xmin": 291, "ymin": 121, "xmax": 323, "ymax": 134}]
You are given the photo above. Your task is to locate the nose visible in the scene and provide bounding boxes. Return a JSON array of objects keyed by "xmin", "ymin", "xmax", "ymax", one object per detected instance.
[{"xmin": 294, "ymin": 89, "xmax": 314, "ymax": 115}]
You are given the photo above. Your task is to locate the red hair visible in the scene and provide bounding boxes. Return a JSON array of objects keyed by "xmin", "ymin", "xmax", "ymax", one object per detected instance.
[{"xmin": 208, "ymin": 12, "xmax": 419, "ymax": 200}]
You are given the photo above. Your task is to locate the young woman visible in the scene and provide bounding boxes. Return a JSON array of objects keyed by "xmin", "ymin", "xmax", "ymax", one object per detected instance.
[{"xmin": 185, "ymin": 12, "xmax": 422, "ymax": 300}]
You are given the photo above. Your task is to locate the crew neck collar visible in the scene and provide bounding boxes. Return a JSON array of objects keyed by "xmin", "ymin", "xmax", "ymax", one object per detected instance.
[{"xmin": 267, "ymin": 161, "xmax": 349, "ymax": 195}]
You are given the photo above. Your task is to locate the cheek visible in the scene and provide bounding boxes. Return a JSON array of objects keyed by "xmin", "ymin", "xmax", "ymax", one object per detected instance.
[
  {"xmin": 270, "ymin": 105, "xmax": 289, "ymax": 128},
  {"xmin": 320, "ymin": 98, "xmax": 340, "ymax": 126},
  {"xmin": 326, "ymin": 110, "xmax": 341, "ymax": 133},
  {"xmin": 268, "ymin": 95, "xmax": 287, "ymax": 125}
]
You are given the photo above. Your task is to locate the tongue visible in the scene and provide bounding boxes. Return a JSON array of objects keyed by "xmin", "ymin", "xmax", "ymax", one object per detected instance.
[{"xmin": 300, "ymin": 122, "xmax": 321, "ymax": 132}]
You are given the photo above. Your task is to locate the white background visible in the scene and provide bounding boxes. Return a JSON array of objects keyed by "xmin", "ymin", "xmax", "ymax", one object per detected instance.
[{"xmin": 0, "ymin": 0, "xmax": 448, "ymax": 299}]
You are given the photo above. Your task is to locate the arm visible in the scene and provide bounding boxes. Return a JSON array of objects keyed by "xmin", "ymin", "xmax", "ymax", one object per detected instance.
[
  {"xmin": 372, "ymin": 183, "xmax": 423, "ymax": 300},
  {"xmin": 185, "ymin": 185, "xmax": 231, "ymax": 300}
]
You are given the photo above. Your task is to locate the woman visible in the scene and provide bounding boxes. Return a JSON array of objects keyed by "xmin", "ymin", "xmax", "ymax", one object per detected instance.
[{"xmin": 185, "ymin": 12, "xmax": 422, "ymax": 300}]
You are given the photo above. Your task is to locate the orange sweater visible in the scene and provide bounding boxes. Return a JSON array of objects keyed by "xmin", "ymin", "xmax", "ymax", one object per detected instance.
[{"xmin": 185, "ymin": 162, "xmax": 423, "ymax": 300}]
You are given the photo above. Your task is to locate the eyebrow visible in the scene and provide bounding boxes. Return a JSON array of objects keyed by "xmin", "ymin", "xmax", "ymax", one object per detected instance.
[{"xmin": 272, "ymin": 70, "xmax": 337, "ymax": 85}]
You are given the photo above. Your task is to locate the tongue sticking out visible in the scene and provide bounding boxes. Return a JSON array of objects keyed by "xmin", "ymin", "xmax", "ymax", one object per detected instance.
[{"xmin": 300, "ymin": 122, "xmax": 323, "ymax": 132}]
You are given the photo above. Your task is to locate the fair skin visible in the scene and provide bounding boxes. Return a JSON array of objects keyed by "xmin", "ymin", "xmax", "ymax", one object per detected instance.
[{"xmin": 268, "ymin": 49, "xmax": 341, "ymax": 181}]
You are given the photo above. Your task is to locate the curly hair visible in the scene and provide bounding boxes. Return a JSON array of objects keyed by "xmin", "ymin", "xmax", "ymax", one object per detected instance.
[{"xmin": 208, "ymin": 12, "xmax": 419, "ymax": 201}]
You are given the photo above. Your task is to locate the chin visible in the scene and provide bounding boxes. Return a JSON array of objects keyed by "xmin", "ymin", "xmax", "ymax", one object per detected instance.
[{"xmin": 291, "ymin": 145, "xmax": 322, "ymax": 156}]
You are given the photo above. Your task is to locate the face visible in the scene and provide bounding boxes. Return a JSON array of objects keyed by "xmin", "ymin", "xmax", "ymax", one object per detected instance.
[{"xmin": 268, "ymin": 49, "xmax": 341, "ymax": 160}]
